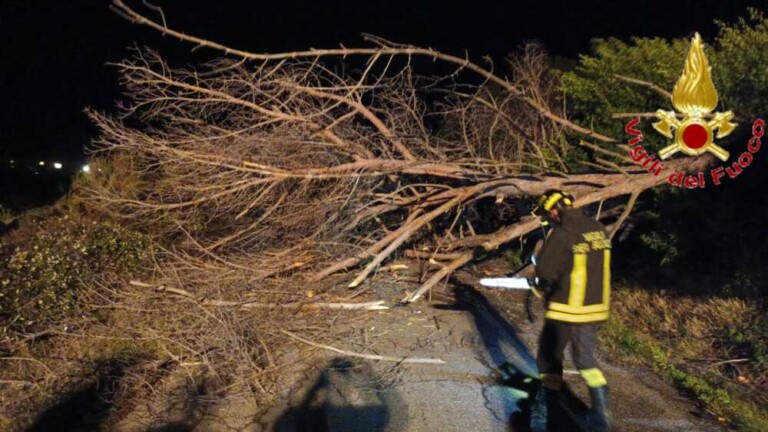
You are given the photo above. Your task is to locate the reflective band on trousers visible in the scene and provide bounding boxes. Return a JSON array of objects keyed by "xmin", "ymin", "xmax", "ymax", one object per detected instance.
[{"xmin": 579, "ymin": 368, "xmax": 607, "ymax": 388}]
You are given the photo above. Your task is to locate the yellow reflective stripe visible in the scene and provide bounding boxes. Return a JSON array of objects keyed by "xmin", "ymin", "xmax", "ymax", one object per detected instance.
[
  {"xmin": 579, "ymin": 368, "xmax": 607, "ymax": 388},
  {"xmin": 545, "ymin": 310, "xmax": 609, "ymax": 323},
  {"xmin": 603, "ymin": 249, "xmax": 611, "ymax": 305},
  {"xmin": 569, "ymin": 253, "xmax": 587, "ymax": 306},
  {"xmin": 543, "ymin": 192, "xmax": 563, "ymax": 211},
  {"xmin": 548, "ymin": 301, "xmax": 609, "ymax": 314}
]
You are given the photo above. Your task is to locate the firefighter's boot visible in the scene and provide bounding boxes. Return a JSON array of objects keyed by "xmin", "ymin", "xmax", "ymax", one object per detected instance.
[{"xmin": 586, "ymin": 385, "xmax": 611, "ymax": 432}]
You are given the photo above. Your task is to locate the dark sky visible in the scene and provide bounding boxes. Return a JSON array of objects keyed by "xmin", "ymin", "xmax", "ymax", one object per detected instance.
[{"xmin": 1, "ymin": 0, "xmax": 765, "ymax": 162}]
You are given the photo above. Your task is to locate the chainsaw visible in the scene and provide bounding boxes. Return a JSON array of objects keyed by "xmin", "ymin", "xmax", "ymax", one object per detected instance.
[
  {"xmin": 478, "ymin": 239, "xmax": 545, "ymax": 323},
  {"xmin": 479, "ymin": 276, "xmax": 537, "ymax": 290},
  {"xmin": 479, "ymin": 254, "xmax": 539, "ymax": 291},
  {"xmin": 475, "ymin": 203, "xmax": 551, "ymax": 320}
]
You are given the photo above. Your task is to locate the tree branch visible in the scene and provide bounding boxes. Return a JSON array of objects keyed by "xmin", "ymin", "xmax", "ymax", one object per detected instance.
[
  {"xmin": 280, "ymin": 330, "xmax": 446, "ymax": 364},
  {"xmin": 112, "ymin": 0, "xmax": 616, "ymax": 143},
  {"xmin": 614, "ymin": 74, "xmax": 672, "ymax": 99}
]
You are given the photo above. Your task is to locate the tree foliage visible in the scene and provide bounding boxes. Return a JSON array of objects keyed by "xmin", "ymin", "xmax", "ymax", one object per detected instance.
[
  {"xmin": 560, "ymin": 9, "xmax": 768, "ymax": 297},
  {"xmin": 562, "ymin": 8, "xmax": 768, "ymax": 150}
]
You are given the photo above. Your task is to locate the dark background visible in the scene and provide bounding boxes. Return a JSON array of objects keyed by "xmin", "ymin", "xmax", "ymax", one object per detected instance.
[{"xmin": 0, "ymin": 0, "xmax": 765, "ymax": 207}]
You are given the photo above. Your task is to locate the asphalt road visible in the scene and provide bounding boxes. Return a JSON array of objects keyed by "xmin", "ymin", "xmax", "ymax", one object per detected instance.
[{"xmin": 267, "ymin": 281, "xmax": 725, "ymax": 432}]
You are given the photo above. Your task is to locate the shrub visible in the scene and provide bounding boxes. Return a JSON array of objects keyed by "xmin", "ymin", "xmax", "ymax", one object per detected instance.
[{"xmin": 0, "ymin": 216, "xmax": 148, "ymax": 331}]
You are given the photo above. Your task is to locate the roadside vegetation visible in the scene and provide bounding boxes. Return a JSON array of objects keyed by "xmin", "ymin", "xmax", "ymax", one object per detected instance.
[
  {"xmin": 602, "ymin": 287, "xmax": 768, "ymax": 431},
  {"xmin": 0, "ymin": 187, "xmax": 151, "ymax": 429}
]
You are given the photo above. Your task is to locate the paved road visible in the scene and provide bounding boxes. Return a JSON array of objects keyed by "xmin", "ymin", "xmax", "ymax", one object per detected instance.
[
  {"xmin": 268, "ymin": 284, "xmax": 724, "ymax": 432},
  {"xmin": 116, "ymin": 279, "xmax": 726, "ymax": 431}
]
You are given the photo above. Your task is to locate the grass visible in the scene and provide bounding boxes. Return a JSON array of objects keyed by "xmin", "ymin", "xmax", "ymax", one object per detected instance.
[{"xmin": 601, "ymin": 287, "xmax": 768, "ymax": 432}]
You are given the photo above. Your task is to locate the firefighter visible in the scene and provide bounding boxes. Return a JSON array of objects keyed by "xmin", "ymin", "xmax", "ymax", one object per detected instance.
[{"xmin": 529, "ymin": 189, "xmax": 611, "ymax": 432}]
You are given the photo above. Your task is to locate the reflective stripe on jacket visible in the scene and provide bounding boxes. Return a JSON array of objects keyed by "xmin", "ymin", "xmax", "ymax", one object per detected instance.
[{"xmin": 535, "ymin": 208, "xmax": 611, "ymax": 323}]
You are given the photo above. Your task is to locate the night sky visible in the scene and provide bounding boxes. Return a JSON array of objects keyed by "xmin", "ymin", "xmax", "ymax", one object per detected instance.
[{"xmin": 1, "ymin": 0, "xmax": 765, "ymax": 163}]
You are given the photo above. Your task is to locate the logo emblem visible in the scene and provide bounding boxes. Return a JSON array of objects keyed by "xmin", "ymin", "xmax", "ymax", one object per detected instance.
[{"xmin": 653, "ymin": 33, "xmax": 737, "ymax": 162}]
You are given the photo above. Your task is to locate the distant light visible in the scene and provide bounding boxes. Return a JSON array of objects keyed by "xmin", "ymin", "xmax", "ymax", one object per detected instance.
[
  {"xmin": 38, "ymin": 161, "xmax": 45, "ymax": 166},
  {"xmin": 9, "ymin": 160, "xmax": 14, "ymax": 164},
  {"xmin": 82, "ymin": 164, "xmax": 91, "ymax": 173},
  {"xmin": 53, "ymin": 162, "xmax": 63, "ymax": 170}
]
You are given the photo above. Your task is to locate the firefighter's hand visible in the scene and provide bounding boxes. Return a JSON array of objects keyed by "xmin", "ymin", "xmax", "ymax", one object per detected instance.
[
  {"xmin": 515, "ymin": 264, "xmax": 536, "ymax": 278},
  {"xmin": 533, "ymin": 279, "xmax": 554, "ymax": 298}
]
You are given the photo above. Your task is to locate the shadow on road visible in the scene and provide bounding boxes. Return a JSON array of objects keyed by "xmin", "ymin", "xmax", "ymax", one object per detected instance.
[
  {"xmin": 455, "ymin": 282, "xmax": 590, "ymax": 431},
  {"xmin": 25, "ymin": 356, "xmax": 211, "ymax": 432},
  {"xmin": 25, "ymin": 359, "xmax": 132, "ymax": 432},
  {"xmin": 272, "ymin": 357, "xmax": 404, "ymax": 432}
]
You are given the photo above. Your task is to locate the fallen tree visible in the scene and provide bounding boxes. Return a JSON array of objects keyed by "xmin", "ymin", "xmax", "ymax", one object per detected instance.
[{"xmin": 88, "ymin": 1, "xmax": 710, "ymax": 304}]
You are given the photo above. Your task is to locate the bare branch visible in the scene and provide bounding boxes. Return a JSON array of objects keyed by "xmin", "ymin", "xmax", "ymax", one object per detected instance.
[
  {"xmin": 609, "ymin": 191, "xmax": 641, "ymax": 240},
  {"xmin": 614, "ymin": 74, "xmax": 672, "ymax": 99},
  {"xmin": 111, "ymin": 0, "xmax": 615, "ymax": 142},
  {"xmin": 280, "ymin": 330, "xmax": 446, "ymax": 364}
]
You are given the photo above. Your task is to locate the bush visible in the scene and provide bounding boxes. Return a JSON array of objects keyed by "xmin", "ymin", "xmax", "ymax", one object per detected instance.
[
  {"xmin": 0, "ymin": 216, "xmax": 148, "ymax": 331},
  {"xmin": 603, "ymin": 287, "xmax": 768, "ymax": 431}
]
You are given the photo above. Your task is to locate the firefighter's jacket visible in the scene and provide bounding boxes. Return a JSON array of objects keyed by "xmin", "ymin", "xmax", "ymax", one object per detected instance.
[{"xmin": 535, "ymin": 208, "xmax": 611, "ymax": 323}]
